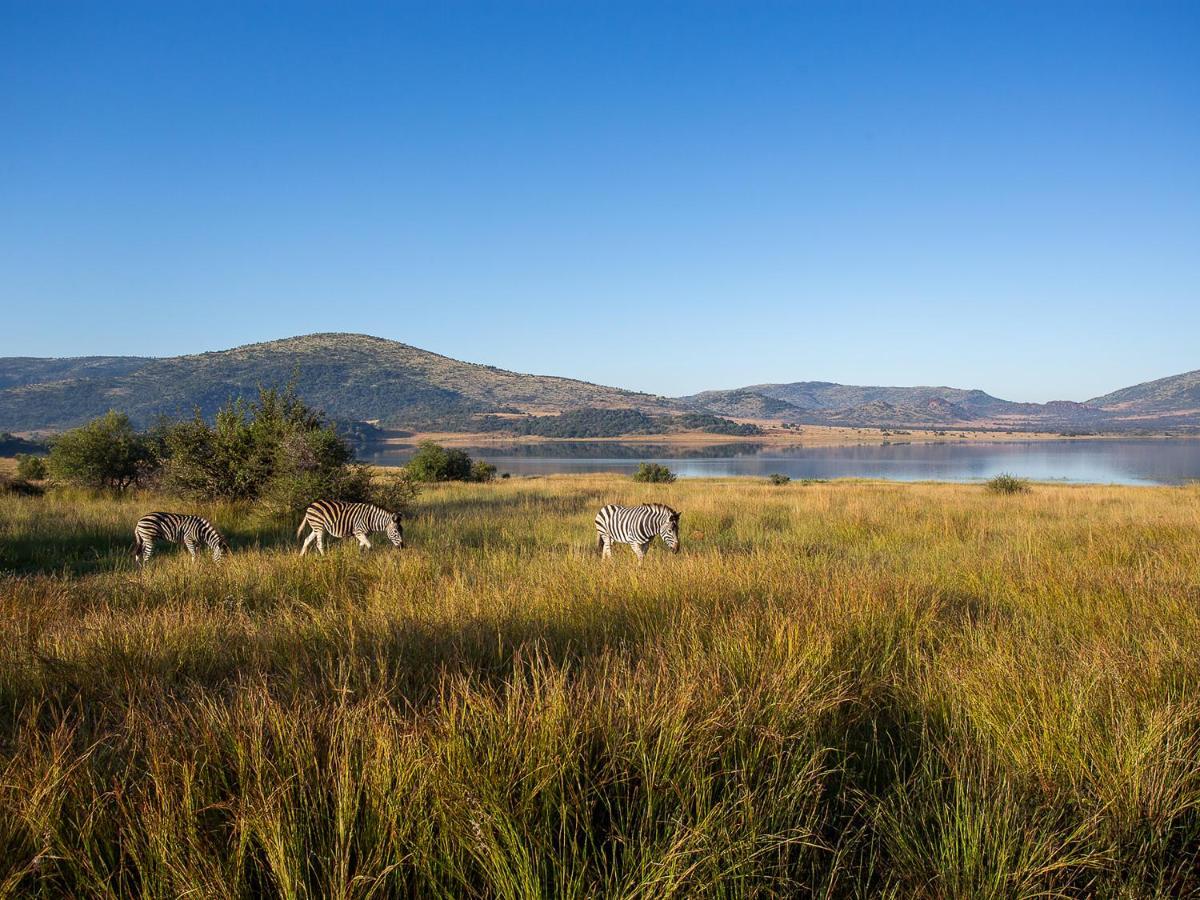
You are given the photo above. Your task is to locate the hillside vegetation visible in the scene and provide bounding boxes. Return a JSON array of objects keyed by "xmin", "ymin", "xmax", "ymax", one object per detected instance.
[
  {"xmin": 1087, "ymin": 368, "xmax": 1200, "ymax": 414},
  {"xmin": 471, "ymin": 408, "xmax": 762, "ymax": 438},
  {"xmin": 2, "ymin": 476, "xmax": 1199, "ymax": 896},
  {"xmin": 2, "ymin": 333, "xmax": 1198, "ymax": 433},
  {"xmin": 0, "ymin": 334, "xmax": 682, "ymax": 431}
]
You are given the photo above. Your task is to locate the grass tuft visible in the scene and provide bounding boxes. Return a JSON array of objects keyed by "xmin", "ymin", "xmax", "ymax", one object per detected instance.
[{"xmin": 985, "ymin": 473, "xmax": 1032, "ymax": 495}]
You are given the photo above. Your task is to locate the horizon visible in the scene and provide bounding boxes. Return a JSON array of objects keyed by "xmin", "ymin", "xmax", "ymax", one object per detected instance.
[
  {"xmin": 3, "ymin": 2, "xmax": 1198, "ymax": 402},
  {"xmin": 0, "ymin": 329, "xmax": 1190, "ymax": 406}
]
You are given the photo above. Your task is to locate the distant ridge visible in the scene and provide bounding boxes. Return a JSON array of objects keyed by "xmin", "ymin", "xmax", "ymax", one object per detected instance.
[
  {"xmin": 1086, "ymin": 369, "xmax": 1200, "ymax": 416},
  {"xmin": 0, "ymin": 333, "xmax": 1196, "ymax": 432},
  {"xmin": 0, "ymin": 333, "xmax": 683, "ymax": 431}
]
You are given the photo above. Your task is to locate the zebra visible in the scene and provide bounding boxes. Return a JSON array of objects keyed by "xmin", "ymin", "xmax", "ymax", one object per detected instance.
[
  {"xmin": 297, "ymin": 500, "xmax": 405, "ymax": 555},
  {"xmin": 595, "ymin": 503, "xmax": 681, "ymax": 563},
  {"xmin": 133, "ymin": 512, "xmax": 229, "ymax": 565}
]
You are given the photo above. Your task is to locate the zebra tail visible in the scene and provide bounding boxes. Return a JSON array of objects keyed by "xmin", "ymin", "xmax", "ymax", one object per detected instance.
[
  {"xmin": 296, "ymin": 517, "xmax": 309, "ymax": 539},
  {"xmin": 596, "ymin": 530, "xmax": 605, "ymax": 553}
]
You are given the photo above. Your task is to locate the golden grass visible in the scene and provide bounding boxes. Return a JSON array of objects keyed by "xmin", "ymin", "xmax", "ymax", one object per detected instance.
[{"xmin": 2, "ymin": 475, "xmax": 1200, "ymax": 897}]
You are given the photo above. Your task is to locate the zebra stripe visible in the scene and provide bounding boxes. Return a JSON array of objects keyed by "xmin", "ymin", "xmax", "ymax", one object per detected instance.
[
  {"xmin": 298, "ymin": 500, "xmax": 405, "ymax": 555},
  {"xmin": 595, "ymin": 503, "xmax": 681, "ymax": 562},
  {"xmin": 133, "ymin": 512, "xmax": 228, "ymax": 564}
]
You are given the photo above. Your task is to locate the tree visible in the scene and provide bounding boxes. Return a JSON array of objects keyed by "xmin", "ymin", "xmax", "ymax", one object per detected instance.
[
  {"xmin": 406, "ymin": 441, "xmax": 473, "ymax": 482},
  {"xmin": 47, "ymin": 411, "xmax": 156, "ymax": 490},
  {"xmin": 161, "ymin": 386, "xmax": 368, "ymax": 515}
]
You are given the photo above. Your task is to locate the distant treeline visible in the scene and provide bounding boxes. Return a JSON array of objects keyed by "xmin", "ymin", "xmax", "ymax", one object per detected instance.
[
  {"xmin": 0, "ymin": 433, "xmax": 48, "ymax": 456},
  {"xmin": 466, "ymin": 408, "xmax": 762, "ymax": 438}
]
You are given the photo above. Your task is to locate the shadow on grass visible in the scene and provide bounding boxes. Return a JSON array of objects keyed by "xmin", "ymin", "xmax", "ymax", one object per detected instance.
[{"xmin": 5, "ymin": 589, "xmax": 671, "ymax": 728}]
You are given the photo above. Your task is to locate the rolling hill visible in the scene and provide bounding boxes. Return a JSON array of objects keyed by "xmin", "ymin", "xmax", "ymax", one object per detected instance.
[
  {"xmin": 681, "ymin": 375, "xmax": 1196, "ymax": 430},
  {"xmin": 0, "ymin": 333, "xmax": 1196, "ymax": 433},
  {"xmin": 1086, "ymin": 370, "xmax": 1200, "ymax": 417},
  {"xmin": 0, "ymin": 333, "xmax": 683, "ymax": 431}
]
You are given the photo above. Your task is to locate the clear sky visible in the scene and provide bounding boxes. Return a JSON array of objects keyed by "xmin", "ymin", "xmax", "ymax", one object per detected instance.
[{"xmin": 2, "ymin": 1, "xmax": 1197, "ymax": 402}]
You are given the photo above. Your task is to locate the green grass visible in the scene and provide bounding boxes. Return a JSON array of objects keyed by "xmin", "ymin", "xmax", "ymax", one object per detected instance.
[{"xmin": 2, "ymin": 475, "xmax": 1200, "ymax": 897}]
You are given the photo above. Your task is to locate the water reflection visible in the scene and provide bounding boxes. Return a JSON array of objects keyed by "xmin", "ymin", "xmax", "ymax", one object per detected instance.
[{"xmin": 358, "ymin": 439, "xmax": 1200, "ymax": 486}]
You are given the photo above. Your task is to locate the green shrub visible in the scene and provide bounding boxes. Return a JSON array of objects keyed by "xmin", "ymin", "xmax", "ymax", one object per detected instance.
[
  {"xmin": 768, "ymin": 473, "xmax": 790, "ymax": 485},
  {"xmin": 406, "ymin": 442, "xmax": 473, "ymax": 482},
  {"xmin": 15, "ymin": 454, "xmax": 47, "ymax": 481},
  {"xmin": 47, "ymin": 411, "xmax": 157, "ymax": 491},
  {"xmin": 470, "ymin": 460, "xmax": 498, "ymax": 483},
  {"xmin": 368, "ymin": 468, "xmax": 421, "ymax": 515},
  {"xmin": 632, "ymin": 462, "xmax": 676, "ymax": 484},
  {"xmin": 986, "ymin": 473, "xmax": 1031, "ymax": 495},
  {"xmin": 161, "ymin": 387, "xmax": 363, "ymax": 515}
]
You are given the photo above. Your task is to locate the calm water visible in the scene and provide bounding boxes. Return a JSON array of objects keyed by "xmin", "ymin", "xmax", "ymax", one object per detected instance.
[{"xmin": 359, "ymin": 439, "xmax": 1200, "ymax": 485}]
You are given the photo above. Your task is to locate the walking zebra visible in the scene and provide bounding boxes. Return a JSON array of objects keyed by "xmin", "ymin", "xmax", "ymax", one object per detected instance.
[
  {"xmin": 297, "ymin": 500, "xmax": 405, "ymax": 555},
  {"xmin": 133, "ymin": 512, "xmax": 229, "ymax": 565},
  {"xmin": 595, "ymin": 503, "xmax": 681, "ymax": 562}
]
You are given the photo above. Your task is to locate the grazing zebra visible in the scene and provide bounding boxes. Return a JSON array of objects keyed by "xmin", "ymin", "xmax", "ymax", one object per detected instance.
[
  {"xmin": 297, "ymin": 500, "xmax": 405, "ymax": 555},
  {"xmin": 133, "ymin": 512, "xmax": 229, "ymax": 565},
  {"xmin": 595, "ymin": 503, "xmax": 681, "ymax": 563}
]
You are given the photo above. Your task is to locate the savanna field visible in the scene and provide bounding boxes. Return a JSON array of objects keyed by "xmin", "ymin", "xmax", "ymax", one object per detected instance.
[{"xmin": 2, "ymin": 474, "xmax": 1200, "ymax": 898}]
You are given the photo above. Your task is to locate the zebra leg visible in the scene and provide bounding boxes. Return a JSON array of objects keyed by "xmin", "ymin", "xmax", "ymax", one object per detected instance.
[
  {"xmin": 315, "ymin": 530, "xmax": 326, "ymax": 556},
  {"xmin": 140, "ymin": 542, "xmax": 153, "ymax": 565},
  {"xmin": 601, "ymin": 537, "xmax": 613, "ymax": 559},
  {"xmin": 355, "ymin": 532, "xmax": 372, "ymax": 551},
  {"xmin": 300, "ymin": 529, "xmax": 318, "ymax": 556},
  {"xmin": 184, "ymin": 537, "xmax": 198, "ymax": 562},
  {"xmin": 632, "ymin": 541, "xmax": 649, "ymax": 564}
]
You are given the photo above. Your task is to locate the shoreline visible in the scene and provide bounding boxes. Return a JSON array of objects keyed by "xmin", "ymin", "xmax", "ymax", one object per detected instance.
[{"xmin": 375, "ymin": 424, "xmax": 1199, "ymax": 449}]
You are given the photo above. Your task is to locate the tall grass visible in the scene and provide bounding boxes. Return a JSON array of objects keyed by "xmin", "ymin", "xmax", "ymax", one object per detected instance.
[{"xmin": 1, "ymin": 475, "xmax": 1199, "ymax": 896}]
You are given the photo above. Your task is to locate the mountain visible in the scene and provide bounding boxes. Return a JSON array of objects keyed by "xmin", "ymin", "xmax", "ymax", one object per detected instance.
[
  {"xmin": 0, "ymin": 333, "xmax": 1196, "ymax": 433},
  {"xmin": 681, "ymin": 375, "xmax": 1197, "ymax": 431},
  {"xmin": 0, "ymin": 333, "xmax": 683, "ymax": 431},
  {"xmin": 679, "ymin": 389, "xmax": 808, "ymax": 421},
  {"xmin": 680, "ymin": 382, "xmax": 1030, "ymax": 426},
  {"xmin": 1085, "ymin": 370, "xmax": 1200, "ymax": 417}
]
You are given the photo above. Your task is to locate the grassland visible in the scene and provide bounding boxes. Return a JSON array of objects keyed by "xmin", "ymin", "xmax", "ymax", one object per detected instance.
[{"xmin": 2, "ymin": 475, "xmax": 1199, "ymax": 897}]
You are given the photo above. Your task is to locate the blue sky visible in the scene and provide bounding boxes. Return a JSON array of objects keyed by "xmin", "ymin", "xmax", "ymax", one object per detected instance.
[{"xmin": 2, "ymin": 1, "xmax": 1197, "ymax": 402}]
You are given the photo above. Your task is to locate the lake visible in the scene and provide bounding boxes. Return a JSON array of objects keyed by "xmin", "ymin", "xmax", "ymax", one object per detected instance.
[{"xmin": 358, "ymin": 438, "xmax": 1200, "ymax": 486}]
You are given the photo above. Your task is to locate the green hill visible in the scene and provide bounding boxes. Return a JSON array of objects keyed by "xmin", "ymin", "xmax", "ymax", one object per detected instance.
[{"xmin": 0, "ymin": 333, "xmax": 683, "ymax": 431}]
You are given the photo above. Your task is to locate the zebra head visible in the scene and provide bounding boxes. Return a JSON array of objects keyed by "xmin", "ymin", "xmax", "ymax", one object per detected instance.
[
  {"xmin": 660, "ymin": 508, "xmax": 681, "ymax": 553},
  {"xmin": 386, "ymin": 513, "xmax": 405, "ymax": 549}
]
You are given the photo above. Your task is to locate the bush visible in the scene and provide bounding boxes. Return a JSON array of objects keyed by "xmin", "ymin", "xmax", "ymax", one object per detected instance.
[
  {"xmin": 470, "ymin": 460, "xmax": 498, "ymax": 483},
  {"xmin": 47, "ymin": 411, "xmax": 158, "ymax": 491},
  {"xmin": 406, "ymin": 442, "xmax": 474, "ymax": 482},
  {"xmin": 768, "ymin": 473, "xmax": 790, "ymax": 486},
  {"xmin": 632, "ymin": 463, "xmax": 676, "ymax": 484},
  {"xmin": 368, "ymin": 468, "xmax": 422, "ymax": 515},
  {"xmin": 986, "ymin": 473, "xmax": 1031, "ymax": 495},
  {"xmin": 15, "ymin": 454, "xmax": 47, "ymax": 481},
  {"xmin": 161, "ymin": 387, "xmax": 365, "ymax": 515}
]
